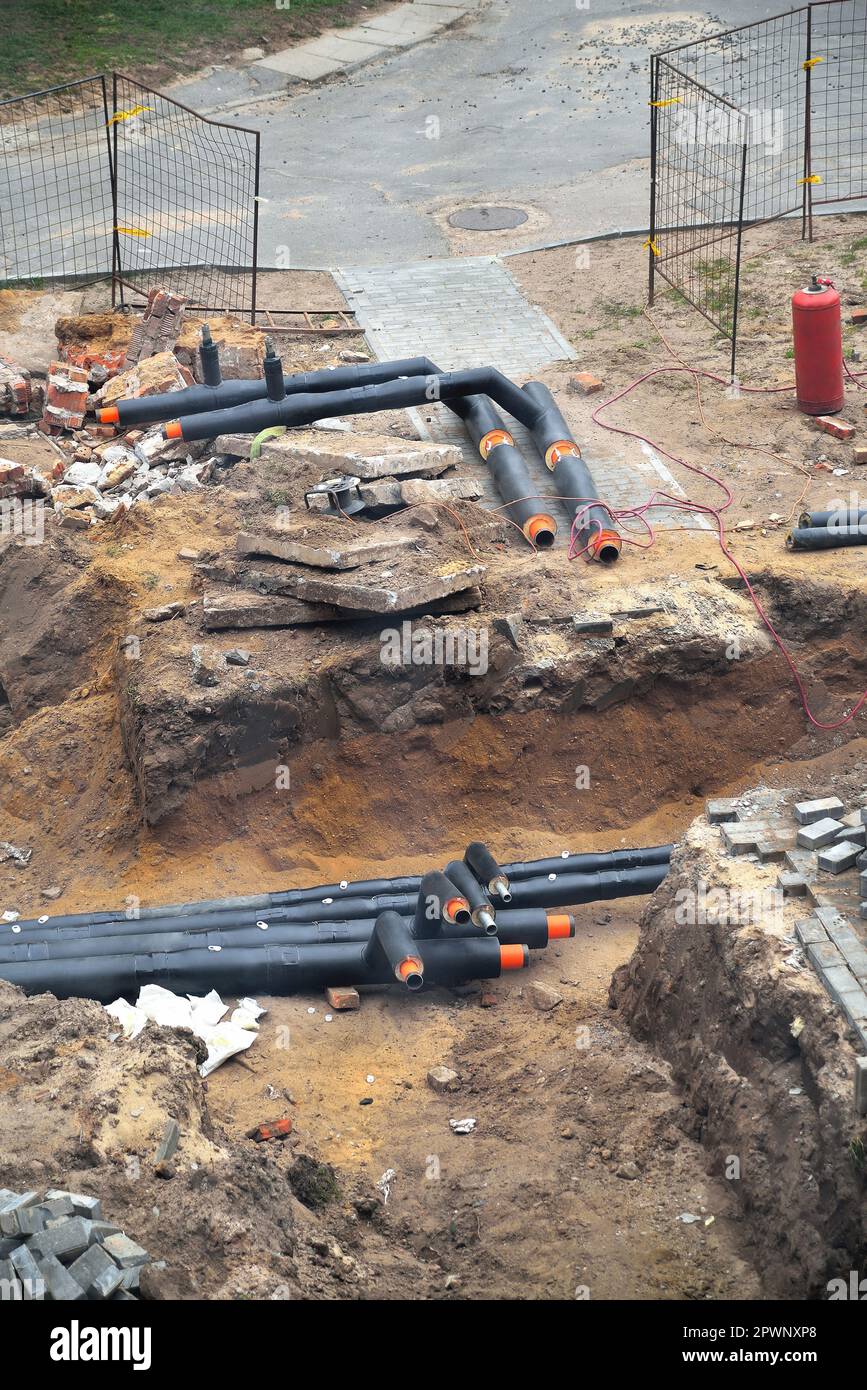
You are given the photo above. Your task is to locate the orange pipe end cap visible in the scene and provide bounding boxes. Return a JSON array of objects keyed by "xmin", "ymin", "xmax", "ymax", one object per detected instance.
[
  {"xmin": 98, "ymin": 406, "xmax": 120, "ymax": 425},
  {"xmin": 164, "ymin": 420, "xmax": 183, "ymax": 440},
  {"xmin": 546, "ymin": 913, "xmax": 574, "ymax": 940},
  {"xmin": 500, "ymin": 943, "xmax": 528, "ymax": 971}
]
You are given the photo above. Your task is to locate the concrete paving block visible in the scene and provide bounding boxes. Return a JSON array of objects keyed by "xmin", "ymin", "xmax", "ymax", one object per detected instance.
[
  {"xmin": 236, "ymin": 530, "xmax": 416, "ymax": 571},
  {"xmin": 112, "ymin": 1286, "xmax": 138, "ymax": 1300},
  {"xmin": 797, "ymin": 818, "xmax": 845, "ymax": 850},
  {"xmin": 818, "ymin": 840, "xmax": 863, "ymax": 874},
  {"xmin": 38, "ymin": 1196, "xmax": 74, "ymax": 1220},
  {"xmin": 254, "ymin": 49, "xmax": 346, "ymax": 80},
  {"xmin": 359, "ymin": 7, "xmax": 443, "ymax": 36},
  {"xmin": 860, "ymin": 870, "xmax": 867, "ymax": 897},
  {"xmin": 0, "ymin": 1260, "xmax": 22, "ymax": 1301},
  {"xmin": 0, "ymin": 1191, "xmax": 38, "ymax": 1217},
  {"xmin": 794, "ymin": 797, "xmax": 846, "ymax": 825},
  {"xmin": 88, "ymin": 1221, "xmax": 122, "ymax": 1246},
  {"xmin": 706, "ymin": 799, "xmax": 743, "ymax": 824},
  {"xmin": 834, "ymin": 824, "xmax": 867, "ymax": 847},
  {"xmin": 10, "ymin": 1242, "xmax": 46, "ymax": 1299},
  {"xmin": 28, "ymin": 1216, "xmax": 91, "ymax": 1263},
  {"xmin": 839, "ymin": 988, "xmax": 867, "ymax": 1026},
  {"xmin": 860, "ymin": 901, "xmax": 867, "ymax": 920},
  {"xmin": 821, "ymin": 964, "xmax": 859, "ymax": 1004},
  {"xmin": 37, "ymin": 1253, "xmax": 85, "ymax": 1301},
  {"xmin": 68, "ymin": 1243, "xmax": 124, "ymax": 1300},
  {"xmin": 807, "ymin": 939, "xmax": 846, "ymax": 972},
  {"xmin": 778, "ymin": 871, "xmax": 808, "ymax": 896},
  {"xmin": 796, "ymin": 918, "xmax": 829, "ymax": 946},
  {"xmin": 44, "ymin": 1190, "xmax": 102, "ymax": 1221},
  {"xmin": 101, "ymin": 1233, "xmax": 149, "ymax": 1270}
]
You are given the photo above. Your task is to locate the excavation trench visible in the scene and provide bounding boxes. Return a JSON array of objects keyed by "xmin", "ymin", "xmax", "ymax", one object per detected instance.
[{"xmin": 2, "ymin": 540, "xmax": 867, "ymax": 1299}]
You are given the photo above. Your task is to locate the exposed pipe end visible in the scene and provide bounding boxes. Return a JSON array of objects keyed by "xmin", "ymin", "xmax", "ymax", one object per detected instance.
[
  {"xmin": 544, "ymin": 439, "xmax": 581, "ymax": 468},
  {"xmin": 492, "ymin": 880, "xmax": 512, "ymax": 904},
  {"xmin": 500, "ymin": 943, "xmax": 529, "ymax": 971},
  {"xmin": 397, "ymin": 956, "xmax": 424, "ymax": 991},
  {"xmin": 445, "ymin": 896, "xmax": 472, "ymax": 926},
  {"xmin": 98, "ymin": 406, "xmax": 119, "ymax": 425},
  {"xmin": 798, "ymin": 511, "xmax": 811, "ymax": 529},
  {"xmin": 479, "ymin": 428, "xmax": 513, "ymax": 458},
  {"xmin": 588, "ymin": 528, "xmax": 622, "ymax": 564},
  {"xmin": 476, "ymin": 908, "xmax": 497, "ymax": 935},
  {"xmin": 546, "ymin": 913, "xmax": 575, "ymax": 940},
  {"xmin": 785, "ymin": 531, "xmax": 797, "ymax": 550},
  {"xmin": 524, "ymin": 514, "xmax": 558, "ymax": 549},
  {"xmin": 163, "ymin": 420, "xmax": 183, "ymax": 440}
]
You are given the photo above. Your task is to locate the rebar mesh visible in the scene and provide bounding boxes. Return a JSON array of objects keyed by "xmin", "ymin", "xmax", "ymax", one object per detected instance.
[
  {"xmin": 0, "ymin": 72, "xmax": 259, "ymax": 320},
  {"xmin": 650, "ymin": 0, "xmax": 867, "ymax": 370}
]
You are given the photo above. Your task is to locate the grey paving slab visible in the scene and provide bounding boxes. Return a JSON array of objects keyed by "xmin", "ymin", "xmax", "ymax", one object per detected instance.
[{"xmin": 254, "ymin": 50, "xmax": 346, "ymax": 80}]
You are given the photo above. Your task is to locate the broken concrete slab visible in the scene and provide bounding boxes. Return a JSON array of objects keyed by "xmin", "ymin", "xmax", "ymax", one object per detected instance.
[
  {"xmin": 272, "ymin": 561, "xmax": 486, "ymax": 614},
  {"xmin": 203, "ymin": 590, "xmax": 344, "ymax": 630},
  {"xmin": 236, "ymin": 529, "xmax": 418, "ymax": 570},
  {"xmin": 220, "ymin": 429, "xmax": 460, "ymax": 481}
]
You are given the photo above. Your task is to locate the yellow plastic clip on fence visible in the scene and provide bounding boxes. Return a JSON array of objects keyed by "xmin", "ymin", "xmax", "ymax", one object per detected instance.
[
  {"xmin": 643, "ymin": 238, "xmax": 661, "ymax": 257},
  {"xmin": 797, "ymin": 174, "xmax": 823, "ymax": 186},
  {"xmin": 106, "ymin": 104, "xmax": 153, "ymax": 126},
  {"xmin": 114, "ymin": 226, "xmax": 151, "ymax": 238},
  {"xmin": 649, "ymin": 97, "xmax": 682, "ymax": 107},
  {"xmin": 802, "ymin": 56, "xmax": 824, "ymax": 70}
]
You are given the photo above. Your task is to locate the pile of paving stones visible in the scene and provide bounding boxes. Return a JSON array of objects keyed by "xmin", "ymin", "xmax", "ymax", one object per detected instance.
[
  {"xmin": 0, "ymin": 1188, "xmax": 150, "ymax": 1301},
  {"xmin": 792, "ymin": 798, "xmax": 867, "ymax": 893}
]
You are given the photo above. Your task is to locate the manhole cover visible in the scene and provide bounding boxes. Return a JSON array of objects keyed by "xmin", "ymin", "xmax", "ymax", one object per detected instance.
[{"xmin": 448, "ymin": 205, "xmax": 529, "ymax": 231}]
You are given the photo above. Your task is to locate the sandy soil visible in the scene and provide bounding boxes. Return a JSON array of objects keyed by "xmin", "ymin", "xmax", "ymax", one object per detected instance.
[{"xmin": 3, "ymin": 223, "xmax": 867, "ymax": 1300}]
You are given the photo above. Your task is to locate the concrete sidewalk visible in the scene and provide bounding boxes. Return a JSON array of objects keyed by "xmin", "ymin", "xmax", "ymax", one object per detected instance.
[{"xmin": 253, "ymin": 0, "xmax": 475, "ymax": 84}]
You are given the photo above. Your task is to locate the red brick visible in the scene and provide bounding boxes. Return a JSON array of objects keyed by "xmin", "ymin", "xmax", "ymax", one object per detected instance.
[
  {"xmin": 568, "ymin": 372, "xmax": 604, "ymax": 396},
  {"xmin": 43, "ymin": 361, "xmax": 89, "ymax": 431},
  {"xmin": 0, "ymin": 354, "xmax": 32, "ymax": 416},
  {"xmin": 851, "ymin": 307, "xmax": 867, "ymax": 326},
  {"xmin": 326, "ymin": 985, "xmax": 360, "ymax": 1011},
  {"xmin": 814, "ymin": 415, "xmax": 855, "ymax": 440}
]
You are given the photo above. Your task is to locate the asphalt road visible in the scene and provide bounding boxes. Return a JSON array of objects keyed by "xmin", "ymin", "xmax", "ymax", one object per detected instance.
[{"xmin": 169, "ymin": 0, "xmax": 784, "ymax": 268}]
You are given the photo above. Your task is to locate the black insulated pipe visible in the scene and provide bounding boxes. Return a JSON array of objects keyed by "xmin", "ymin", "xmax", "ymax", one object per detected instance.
[
  {"xmin": 98, "ymin": 356, "xmax": 443, "ymax": 429},
  {"xmin": 521, "ymin": 381, "xmax": 621, "ymax": 563},
  {"xmin": 507, "ymin": 864, "xmax": 668, "ymax": 908},
  {"xmin": 444, "ymin": 859, "xmax": 497, "ymax": 933},
  {"xmin": 0, "ymin": 909, "xmax": 571, "ymax": 963},
  {"xmin": 8, "ymin": 846, "xmax": 673, "ymax": 935},
  {"xmin": 797, "ymin": 507, "xmax": 867, "ymax": 530},
  {"xmin": 263, "ymin": 340, "xmax": 286, "ymax": 402},
  {"xmin": 412, "ymin": 870, "xmax": 472, "ymax": 939},
  {"xmin": 199, "ymin": 325, "xmax": 222, "ymax": 387},
  {"xmin": 449, "ymin": 395, "xmax": 557, "ymax": 548},
  {"xmin": 464, "ymin": 841, "xmax": 512, "ymax": 903},
  {"xmin": 786, "ymin": 525, "xmax": 867, "ymax": 550},
  {"xmin": 365, "ymin": 911, "xmax": 425, "ymax": 990},
  {"xmin": 160, "ymin": 369, "xmax": 539, "ymax": 445},
  {"xmin": 0, "ymin": 938, "xmax": 530, "ymax": 1003}
]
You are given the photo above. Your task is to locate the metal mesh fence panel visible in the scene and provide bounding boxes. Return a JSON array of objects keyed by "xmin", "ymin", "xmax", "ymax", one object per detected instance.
[
  {"xmin": 0, "ymin": 76, "xmax": 114, "ymax": 288},
  {"xmin": 0, "ymin": 72, "xmax": 259, "ymax": 319},
  {"xmin": 111, "ymin": 74, "xmax": 259, "ymax": 317},
  {"xmin": 650, "ymin": 1, "xmax": 867, "ymax": 369}
]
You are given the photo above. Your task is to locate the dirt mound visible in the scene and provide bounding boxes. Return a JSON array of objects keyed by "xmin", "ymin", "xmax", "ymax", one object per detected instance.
[{"xmin": 0, "ymin": 979, "xmax": 436, "ymax": 1299}]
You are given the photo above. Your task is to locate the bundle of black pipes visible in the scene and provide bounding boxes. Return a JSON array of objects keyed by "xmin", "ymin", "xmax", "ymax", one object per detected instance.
[
  {"xmin": 788, "ymin": 506, "xmax": 867, "ymax": 550},
  {"xmin": 99, "ymin": 340, "xmax": 621, "ymax": 561},
  {"xmin": 0, "ymin": 843, "xmax": 671, "ymax": 1002}
]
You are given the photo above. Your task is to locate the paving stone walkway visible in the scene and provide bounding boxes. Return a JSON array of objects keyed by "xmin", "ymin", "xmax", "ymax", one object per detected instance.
[{"xmin": 334, "ymin": 256, "xmax": 707, "ymax": 529}]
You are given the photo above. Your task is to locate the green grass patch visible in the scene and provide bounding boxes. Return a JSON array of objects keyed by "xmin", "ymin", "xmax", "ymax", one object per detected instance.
[{"xmin": 0, "ymin": 0, "xmax": 354, "ymax": 98}]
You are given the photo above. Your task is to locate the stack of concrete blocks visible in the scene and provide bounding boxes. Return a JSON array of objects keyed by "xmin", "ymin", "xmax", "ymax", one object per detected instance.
[
  {"xmin": 0, "ymin": 1189, "xmax": 150, "ymax": 1301},
  {"xmin": 708, "ymin": 792, "xmax": 867, "ymax": 1112}
]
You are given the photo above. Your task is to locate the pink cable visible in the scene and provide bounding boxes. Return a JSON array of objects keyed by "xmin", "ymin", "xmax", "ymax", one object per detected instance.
[{"xmin": 580, "ymin": 366, "xmax": 867, "ymax": 730}]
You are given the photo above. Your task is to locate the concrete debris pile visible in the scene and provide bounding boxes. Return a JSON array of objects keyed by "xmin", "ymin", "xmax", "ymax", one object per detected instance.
[{"xmin": 0, "ymin": 1188, "xmax": 151, "ymax": 1301}]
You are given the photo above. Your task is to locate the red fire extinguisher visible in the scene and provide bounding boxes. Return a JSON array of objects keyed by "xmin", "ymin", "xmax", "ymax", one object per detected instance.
[{"xmin": 792, "ymin": 275, "xmax": 844, "ymax": 415}]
